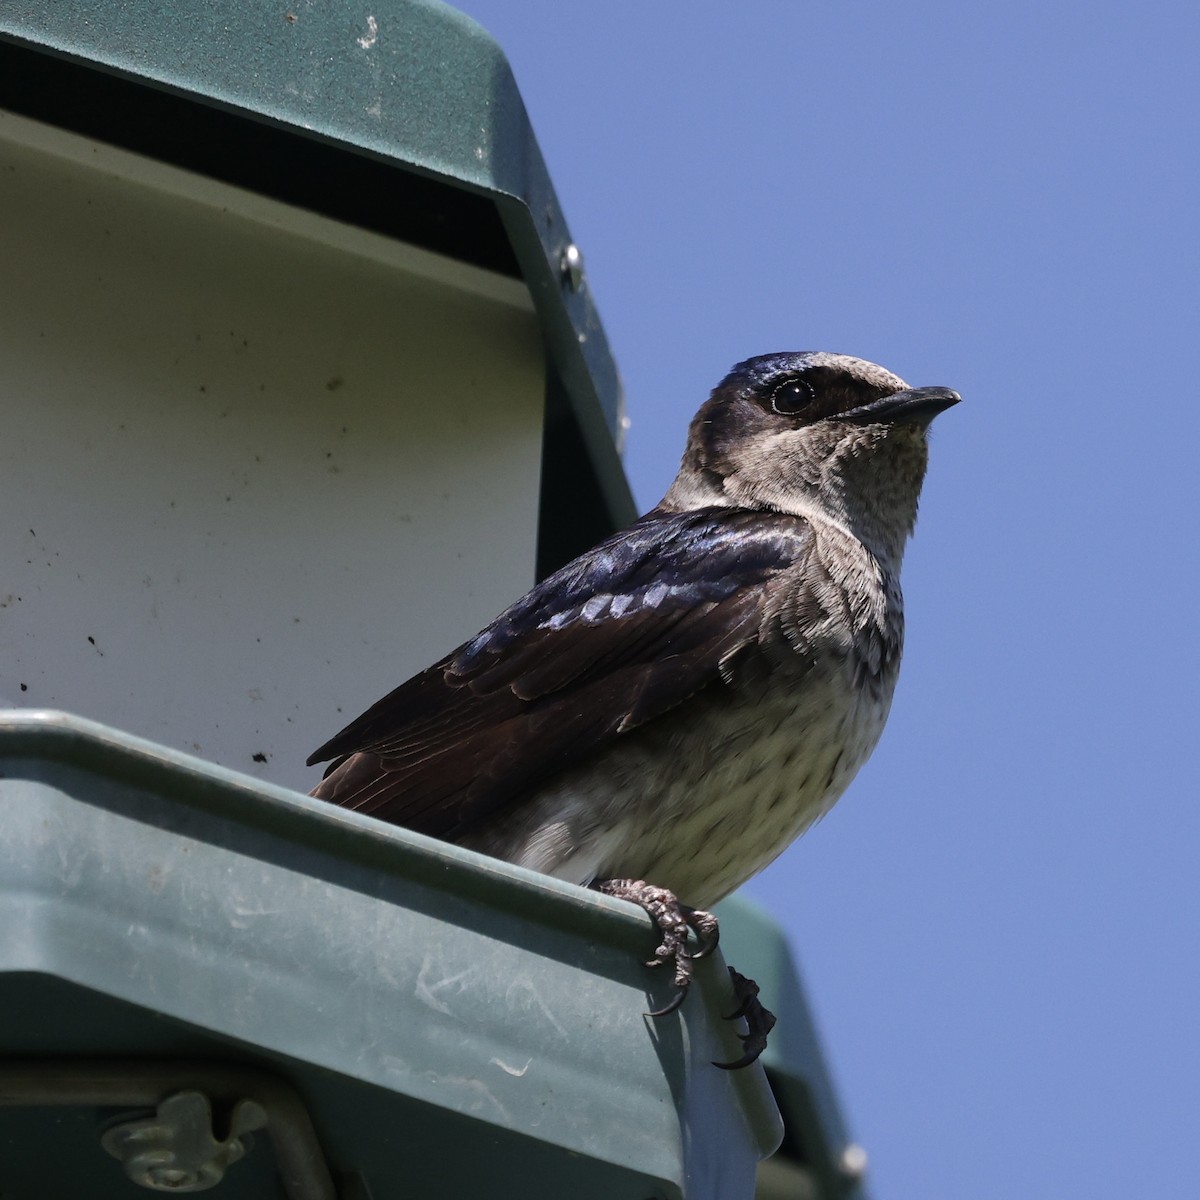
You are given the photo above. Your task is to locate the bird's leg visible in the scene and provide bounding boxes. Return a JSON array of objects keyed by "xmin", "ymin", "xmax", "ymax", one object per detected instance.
[
  {"xmin": 714, "ymin": 966, "xmax": 777, "ymax": 1070},
  {"xmin": 594, "ymin": 878, "xmax": 720, "ymax": 1015},
  {"xmin": 593, "ymin": 879, "xmax": 776, "ymax": 1068}
]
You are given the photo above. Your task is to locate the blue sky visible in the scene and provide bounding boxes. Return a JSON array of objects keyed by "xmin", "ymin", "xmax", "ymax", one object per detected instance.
[{"xmin": 451, "ymin": 4, "xmax": 1199, "ymax": 1197}]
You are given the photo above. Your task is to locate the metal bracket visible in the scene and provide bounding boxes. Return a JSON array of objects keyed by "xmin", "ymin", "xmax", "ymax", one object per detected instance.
[
  {"xmin": 101, "ymin": 1089, "xmax": 267, "ymax": 1192},
  {"xmin": 0, "ymin": 1059, "xmax": 337, "ymax": 1199}
]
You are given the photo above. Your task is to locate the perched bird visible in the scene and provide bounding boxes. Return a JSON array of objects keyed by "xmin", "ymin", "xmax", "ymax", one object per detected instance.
[{"xmin": 308, "ymin": 351, "xmax": 959, "ymax": 1066}]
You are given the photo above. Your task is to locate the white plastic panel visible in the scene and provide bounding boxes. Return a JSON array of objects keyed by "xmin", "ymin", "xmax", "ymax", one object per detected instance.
[{"xmin": 0, "ymin": 112, "xmax": 544, "ymax": 793}]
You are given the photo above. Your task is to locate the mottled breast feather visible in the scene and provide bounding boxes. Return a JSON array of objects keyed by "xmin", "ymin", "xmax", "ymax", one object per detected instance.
[{"xmin": 307, "ymin": 506, "xmax": 816, "ymax": 838}]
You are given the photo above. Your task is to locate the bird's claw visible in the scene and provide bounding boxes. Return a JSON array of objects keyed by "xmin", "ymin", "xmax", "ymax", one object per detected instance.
[
  {"xmin": 680, "ymin": 903, "xmax": 720, "ymax": 960},
  {"xmin": 594, "ymin": 880, "xmax": 775, "ymax": 1068},
  {"xmin": 594, "ymin": 878, "xmax": 718, "ymax": 1009},
  {"xmin": 646, "ymin": 986, "xmax": 689, "ymax": 1019},
  {"xmin": 713, "ymin": 966, "xmax": 777, "ymax": 1070}
]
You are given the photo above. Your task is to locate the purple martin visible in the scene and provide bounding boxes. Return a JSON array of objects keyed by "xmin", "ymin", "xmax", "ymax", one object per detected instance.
[{"xmin": 308, "ymin": 351, "xmax": 959, "ymax": 1066}]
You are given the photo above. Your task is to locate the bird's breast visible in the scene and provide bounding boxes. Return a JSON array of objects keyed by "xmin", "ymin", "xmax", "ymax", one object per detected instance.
[
  {"xmin": 613, "ymin": 656, "xmax": 897, "ymax": 905},
  {"xmin": 465, "ymin": 641, "xmax": 900, "ymax": 909}
]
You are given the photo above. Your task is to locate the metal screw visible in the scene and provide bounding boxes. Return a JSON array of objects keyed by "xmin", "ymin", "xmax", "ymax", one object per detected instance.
[
  {"xmin": 560, "ymin": 243, "xmax": 585, "ymax": 293},
  {"xmin": 839, "ymin": 1142, "xmax": 869, "ymax": 1181}
]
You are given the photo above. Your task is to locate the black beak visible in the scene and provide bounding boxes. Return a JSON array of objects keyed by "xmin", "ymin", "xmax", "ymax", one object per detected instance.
[{"xmin": 840, "ymin": 386, "xmax": 962, "ymax": 426}]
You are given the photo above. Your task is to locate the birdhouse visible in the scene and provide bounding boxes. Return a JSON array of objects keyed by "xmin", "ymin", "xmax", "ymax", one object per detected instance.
[{"xmin": 0, "ymin": 4, "xmax": 865, "ymax": 1198}]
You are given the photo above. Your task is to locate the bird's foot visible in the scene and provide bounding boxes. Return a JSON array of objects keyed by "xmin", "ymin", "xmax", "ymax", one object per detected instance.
[
  {"xmin": 594, "ymin": 878, "xmax": 720, "ymax": 1016},
  {"xmin": 594, "ymin": 879, "xmax": 775, "ymax": 1067},
  {"xmin": 713, "ymin": 966, "xmax": 777, "ymax": 1070},
  {"xmin": 594, "ymin": 879, "xmax": 776, "ymax": 1067}
]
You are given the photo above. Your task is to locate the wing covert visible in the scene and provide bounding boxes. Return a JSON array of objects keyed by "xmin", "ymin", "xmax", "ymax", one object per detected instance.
[{"xmin": 308, "ymin": 505, "xmax": 812, "ymax": 838}]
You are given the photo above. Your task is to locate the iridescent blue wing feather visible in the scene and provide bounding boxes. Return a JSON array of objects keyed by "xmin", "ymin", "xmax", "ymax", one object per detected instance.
[{"xmin": 308, "ymin": 505, "xmax": 812, "ymax": 839}]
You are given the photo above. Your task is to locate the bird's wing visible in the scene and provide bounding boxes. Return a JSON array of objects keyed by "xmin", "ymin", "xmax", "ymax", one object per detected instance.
[{"xmin": 308, "ymin": 506, "xmax": 813, "ymax": 839}]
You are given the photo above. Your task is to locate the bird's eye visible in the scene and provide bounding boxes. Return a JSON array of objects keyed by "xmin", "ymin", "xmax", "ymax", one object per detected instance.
[{"xmin": 769, "ymin": 378, "xmax": 815, "ymax": 415}]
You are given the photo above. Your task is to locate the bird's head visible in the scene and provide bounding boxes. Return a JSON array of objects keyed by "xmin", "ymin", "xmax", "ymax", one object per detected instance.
[{"xmin": 661, "ymin": 351, "xmax": 960, "ymax": 562}]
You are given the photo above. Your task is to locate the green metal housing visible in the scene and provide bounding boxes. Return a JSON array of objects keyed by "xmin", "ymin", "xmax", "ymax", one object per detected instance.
[{"xmin": 0, "ymin": 710, "xmax": 781, "ymax": 1197}]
